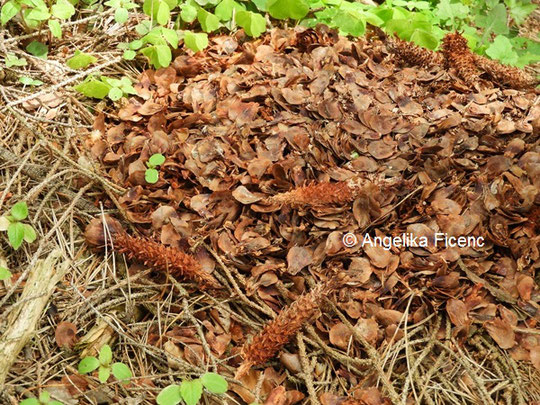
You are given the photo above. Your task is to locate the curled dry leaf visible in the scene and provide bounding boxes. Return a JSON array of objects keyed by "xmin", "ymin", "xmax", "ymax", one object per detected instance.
[
  {"xmin": 485, "ymin": 317, "xmax": 515, "ymax": 349},
  {"xmin": 55, "ymin": 321, "xmax": 78, "ymax": 349}
]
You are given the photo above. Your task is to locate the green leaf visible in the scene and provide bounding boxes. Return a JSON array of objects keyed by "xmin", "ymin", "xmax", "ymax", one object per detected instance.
[
  {"xmin": 48, "ymin": 19, "xmax": 63, "ymax": 38},
  {"xmin": 52, "ymin": 0, "xmax": 76, "ymax": 19},
  {"xmin": 251, "ymin": 0, "xmax": 267, "ymax": 12},
  {"xmin": 136, "ymin": 20, "xmax": 152, "ymax": 34},
  {"xmin": 108, "ymin": 87, "xmax": 123, "ymax": 101},
  {"xmin": 435, "ymin": 0, "xmax": 468, "ymax": 27},
  {"xmin": 506, "ymin": 0, "xmax": 536, "ymax": 25},
  {"xmin": 145, "ymin": 168, "xmax": 159, "ymax": 183},
  {"xmin": 143, "ymin": 0, "xmax": 159, "ymax": 17},
  {"xmin": 156, "ymin": 44, "xmax": 172, "ymax": 67},
  {"xmin": 74, "ymin": 78, "xmax": 111, "ymax": 99},
  {"xmin": 156, "ymin": 385, "xmax": 182, "ymax": 405},
  {"xmin": 267, "ymin": 0, "xmax": 308, "ymax": 20},
  {"xmin": 180, "ymin": 380, "xmax": 203, "ymax": 405},
  {"xmin": 5, "ymin": 53, "xmax": 27, "ymax": 67},
  {"xmin": 99, "ymin": 344, "xmax": 113, "ymax": 365},
  {"xmin": 19, "ymin": 76, "xmax": 44, "ymax": 86},
  {"xmin": 20, "ymin": 399, "xmax": 40, "ymax": 405},
  {"xmin": 486, "ymin": 35, "xmax": 518, "ymax": 65},
  {"xmin": 123, "ymin": 50, "xmax": 136, "ymax": 60},
  {"xmin": 183, "ymin": 31, "xmax": 208, "ymax": 52},
  {"xmin": 156, "ymin": 1, "xmax": 170, "ymax": 25},
  {"xmin": 236, "ymin": 10, "xmax": 266, "ymax": 37},
  {"xmin": 410, "ymin": 29, "xmax": 438, "ymax": 50},
  {"xmin": 332, "ymin": 9, "xmax": 365, "ymax": 37},
  {"xmin": 39, "ymin": 391, "xmax": 51, "ymax": 402},
  {"xmin": 475, "ymin": 3, "xmax": 508, "ymax": 36},
  {"xmin": 98, "ymin": 365, "xmax": 111, "ymax": 383},
  {"xmin": 11, "ymin": 202, "xmax": 28, "ymax": 221},
  {"xmin": 148, "ymin": 153, "xmax": 166, "ymax": 166},
  {"xmin": 161, "ymin": 27, "xmax": 178, "ymax": 48},
  {"xmin": 1, "ymin": 1, "xmax": 21, "ymax": 25},
  {"xmin": 130, "ymin": 39, "xmax": 143, "ymax": 49},
  {"xmin": 180, "ymin": 2, "xmax": 197, "ymax": 22},
  {"xmin": 115, "ymin": 7, "xmax": 129, "ymax": 23},
  {"xmin": 215, "ymin": 0, "xmax": 244, "ymax": 21},
  {"xmin": 26, "ymin": 41, "xmax": 48, "ymax": 59},
  {"xmin": 8, "ymin": 222, "xmax": 24, "ymax": 250},
  {"xmin": 197, "ymin": 7, "xmax": 220, "ymax": 32},
  {"xmin": 200, "ymin": 372, "xmax": 228, "ymax": 394},
  {"xmin": 111, "ymin": 362, "xmax": 132, "ymax": 382},
  {"xmin": 25, "ymin": 8, "xmax": 51, "ymax": 21},
  {"xmin": 78, "ymin": 356, "xmax": 100, "ymax": 374},
  {"xmin": 22, "ymin": 224, "xmax": 37, "ymax": 243},
  {"xmin": 66, "ymin": 50, "xmax": 97, "ymax": 69},
  {"xmin": 0, "ymin": 267, "xmax": 12, "ymax": 281}
]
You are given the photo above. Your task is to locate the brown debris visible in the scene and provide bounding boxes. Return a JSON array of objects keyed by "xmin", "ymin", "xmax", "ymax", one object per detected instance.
[
  {"xmin": 474, "ymin": 53, "xmax": 538, "ymax": 89},
  {"xmin": 441, "ymin": 32, "xmax": 482, "ymax": 86}
]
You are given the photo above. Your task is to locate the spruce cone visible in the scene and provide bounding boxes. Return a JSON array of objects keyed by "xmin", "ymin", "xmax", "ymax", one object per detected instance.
[
  {"xmin": 474, "ymin": 53, "xmax": 538, "ymax": 89},
  {"xmin": 385, "ymin": 35, "xmax": 445, "ymax": 68},
  {"xmin": 84, "ymin": 216, "xmax": 220, "ymax": 290},
  {"xmin": 441, "ymin": 32, "xmax": 481, "ymax": 86},
  {"xmin": 265, "ymin": 177, "xmax": 400, "ymax": 207},
  {"xmin": 295, "ymin": 25, "xmax": 339, "ymax": 52},
  {"xmin": 236, "ymin": 281, "xmax": 339, "ymax": 378}
]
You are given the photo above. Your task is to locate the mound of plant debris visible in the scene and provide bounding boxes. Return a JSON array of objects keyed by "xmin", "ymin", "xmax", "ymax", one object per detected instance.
[{"xmin": 83, "ymin": 26, "xmax": 539, "ymax": 404}]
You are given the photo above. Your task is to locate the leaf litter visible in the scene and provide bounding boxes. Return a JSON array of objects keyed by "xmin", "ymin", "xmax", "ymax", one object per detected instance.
[{"xmin": 80, "ymin": 26, "xmax": 539, "ymax": 404}]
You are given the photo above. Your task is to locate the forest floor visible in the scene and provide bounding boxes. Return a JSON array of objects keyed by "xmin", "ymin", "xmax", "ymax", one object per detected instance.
[{"xmin": 0, "ymin": 12, "xmax": 539, "ymax": 405}]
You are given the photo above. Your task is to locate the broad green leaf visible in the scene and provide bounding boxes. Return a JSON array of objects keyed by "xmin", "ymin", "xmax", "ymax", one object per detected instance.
[
  {"xmin": 111, "ymin": 362, "xmax": 132, "ymax": 382},
  {"xmin": 130, "ymin": 39, "xmax": 143, "ymax": 49},
  {"xmin": 66, "ymin": 50, "xmax": 97, "ymax": 69},
  {"xmin": 475, "ymin": 3, "xmax": 508, "ymax": 36},
  {"xmin": 1, "ymin": 1, "xmax": 21, "ymax": 25},
  {"xmin": 156, "ymin": 1, "xmax": 170, "ymax": 25},
  {"xmin": 435, "ymin": 0, "xmax": 468, "ymax": 27},
  {"xmin": 486, "ymin": 35, "xmax": 518, "ymax": 65},
  {"xmin": 48, "ymin": 19, "xmax": 62, "ymax": 38},
  {"xmin": 251, "ymin": 0, "xmax": 267, "ymax": 11},
  {"xmin": 123, "ymin": 50, "xmax": 136, "ymax": 60},
  {"xmin": 5, "ymin": 53, "xmax": 27, "ymax": 67},
  {"xmin": 156, "ymin": 44, "xmax": 172, "ymax": 67},
  {"xmin": 115, "ymin": 7, "xmax": 129, "ymax": 23},
  {"xmin": 26, "ymin": 8, "xmax": 51, "ymax": 21},
  {"xmin": 161, "ymin": 27, "xmax": 178, "ymax": 48},
  {"xmin": 156, "ymin": 385, "xmax": 182, "ymax": 405},
  {"xmin": 99, "ymin": 344, "xmax": 113, "ymax": 365},
  {"xmin": 0, "ymin": 267, "xmax": 12, "ymax": 281},
  {"xmin": 11, "ymin": 202, "xmax": 28, "ymax": 221},
  {"xmin": 143, "ymin": 0, "xmax": 159, "ymax": 17},
  {"xmin": 197, "ymin": 7, "xmax": 220, "ymax": 32},
  {"xmin": 52, "ymin": 0, "xmax": 76, "ymax": 19},
  {"xmin": 19, "ymin": 76, "xmax": 44, "ymax": 86},
  {"xmin": 26, "ymin": 41, "xmax": 48, "ymax": 58},
  {"xmin": 200, "ymin": 372, "xmax": 228, "ymax": 394},
  {"xmin": 183, "ymin": 31, "xmax": 208, "ymax": 52},
  {"xmin": 20, "ymin": 399, "xmax": 40, "ymax": 405},
  {"xmin": 8, "ymin": 222, "xmax": 24, "ymax": 250},
  {"xmin": 236, "ymin": 10, "xmax": 266, "ymax": 37},
  {"xmin": 267, "ymin": 0, "xmax": 308, "ymax": 20},
  {"xmin": 505, "ymin": 0, "xmax": 537, "ymax": 25},
  {"xmin": 39, "ymin": 391, "xmax": 51, "ymax": 402},
  {"xmin": 136, "ymin": 20, "xmax": 152, "ymax": 34},
  {"xmin": 108, "ymin": 87, "xmax": 123, "ymax": 100},
  {"xmin": 145, "ymin": 168, "xmax": 159, "ymax": 183},
  {"xmin": 180, "ymin": 2, "xmax": 197, "ymax": 22},
  {"xmin": 74, "ymin": 78, "xmax": 111, "ymax": 99},
  {"xmin": 148, "ymin": 153, "xmax": 166, "ymax": 166},
  {"xmin": 180, "ymin": 380, "xmax": 203, "ymax": 405},
  {"xmin": 98, "ymin": 365, "xmax": 111, "ymax": 383},
  {"xmin": 332, "ymin": 9, "xmax": 365, "ymax": 37},
  {"xmin": 215, "ymin": 0, "xmax": 244, "ymax": 21},
  {"xmin": 410, "ymin": 29, "xmax": 438, "ymax": 50},
  {"xmin": 23, "ymin": 224, "xmax": 37, "ymax": 243},
  {"xmin": 78, "ymin": 356, "xmax": 100, "ymax": 374}
]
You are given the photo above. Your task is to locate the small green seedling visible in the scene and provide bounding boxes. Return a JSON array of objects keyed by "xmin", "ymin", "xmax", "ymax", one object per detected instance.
[
  {"xmin": 19, "ymin": 76, "xmax": 44, "ymax": 86},
  {"xmin": 145, "ymin": 153, "xmax": 165, "ymax": 184},
  {"xmin": 0, "ymin": 202, "xmax": 37, "ymax": 250},
  {"xmin": 78, "ymin": 344, "xmax": 132, "ymax": 384},
  {"xmin": 104, "ymin": 0, "xmax": 138, "ymax": 24},
  {"xmin": 156, "ymin": 372, "xmax": 228, "ymax": 405},
  {"xmin": 20, "ymin": 390, "xmax": 63, "ymax": 405},
  {"xmin": 74, "ymin": 75, "xmax": 137, "ymax": 101},
  {"xmin": 5, "ymin": 53, "xmax": 27, "ymax": 67}
]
